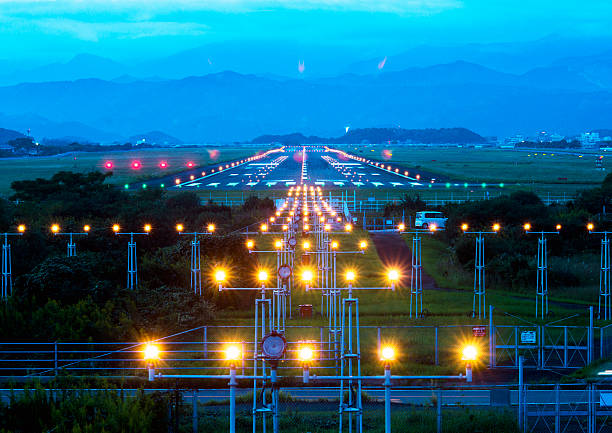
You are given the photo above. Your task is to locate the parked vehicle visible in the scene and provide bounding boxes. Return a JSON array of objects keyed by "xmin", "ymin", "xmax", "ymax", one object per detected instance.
[{"xmin": 415, "ymin": 211, "xmax": 447, "ymax": 229}]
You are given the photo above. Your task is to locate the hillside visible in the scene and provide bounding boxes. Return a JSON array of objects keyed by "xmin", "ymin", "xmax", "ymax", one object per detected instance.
[
  {"xmin": 250, "ymin": 127, "xmax": 485, "ymax": 145},
  {"xmin": 0, "ymin": 127, "xmax": 25, "ymax": 146}
]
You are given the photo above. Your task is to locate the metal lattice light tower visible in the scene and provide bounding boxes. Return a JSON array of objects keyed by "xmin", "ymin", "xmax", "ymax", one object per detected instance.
[
  {"xmin": 399, "ymin": 225, "xmax": 438, "ymax": 319},
  {"xmin": 113, "ymin": 223, "xmax": 151, "ymax": 290},
  {"xmin": 525, "ymin": 223, "xmax": 561, "ymax": 318},
  {"xmin": 461, "ymin": 223, "xmax": 500, "ymax": 319},
  {"xmin": 176, "ymin": 223, "xmax": 215, "ymax": 296},
  {"xmin": 1, "ymin": 224, "xmax": 25, "ymax": 300},
  {"xmin": 51, "ymin": 224, "xmax": 90, "ymax": 257},
  {"xmin": 588, "ymin": 223, "xmax": 612, "ymax": 320}
]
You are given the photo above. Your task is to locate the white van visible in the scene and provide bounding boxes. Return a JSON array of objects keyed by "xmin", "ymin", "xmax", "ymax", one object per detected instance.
[{"xmin": 415, "ymin": 211, "xmax": 447, "ymax": 229}]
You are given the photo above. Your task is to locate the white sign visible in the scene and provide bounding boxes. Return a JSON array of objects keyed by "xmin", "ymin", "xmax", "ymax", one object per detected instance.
[{"xmin": 520, "ymin": 330, "xmax": 537, "ymax": 344}]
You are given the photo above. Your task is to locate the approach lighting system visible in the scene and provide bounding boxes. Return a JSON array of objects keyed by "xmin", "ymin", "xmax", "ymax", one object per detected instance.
[
  {"xmin": 159, "ymin": 161, "xmax": 168, "ymax": 169},
  {"xmin": 302, "ymin": 269, "xmax": 313, "ymax": 283},
  {"xmin": 588, "ymin": 223, "xmax": 595, "ymax": 231},
  {"xmin": 261, "ymin": 331, "xmax": 287, "ymax": 362},
  {"xmin": 461, "ymin": 223, "xmax": 468, "ymax": 231},
  {"xmin": 523, "ymin": 223, "xmax": 531, "ymax": 231},
  {"xmin": 303, "ymin": 240, "xmax": 311, "ymax": 250},
  {"xmin": 112, "ymin": 224, "xmax": 120, "ymax": 233},
  {"xmin": 83, "ymin": 225, "xmax": 91, "ymax": 232},
  {"xmin": 298, "ymin": 345, "xmax": 315, "ymax": 363},
  {"xmin": 215, "ymin": 269, "xmax": 226, "ymax": 283},
  {"xmin": 380, "ymin": 346, "xmax": 396, "ymax": 362},
  {"xmin": 388, "ymin": 269, "xmax": 399, "ymax": 282},
  {"xmin": 225, "ymin": 344, "xmax": 241, "ymax": 361},
  {"xmin": 17, "ymin": 224, "xmax": 26, "ymax": 233},
  {"xmin": 144, "ymin": 224, "xmax": 152, "ymax": 233},
  {"xmin": 260, "ymin": 224, "xmax": 268, "ymax": 232},
  {"xmin": 345, "ymin": 270, "xmax": 356, "ymax": 282},
  {"xmin": 207, "ymin": 224, "xmax": 215, "ymax": 233},
  {"xmin": 359, "ymin": 240, "xmax": 367, "ymax": 250},
  {"xmin": 246, "ymin": 239, "xmax": 254, "ymax": 249},
  {"xmin": 556, "ymin": 224, "xmax": 562, "ymax": 231},
  {"xmin": 51, "ymin": 224, "xmax": 60, "ymax": 233},
  {"xmin": 176, "ymin": 224, "xmax": 184, "ymax": 232},
  {"xmin": 492, "ymin": 223, "xmax": 500, "ymax": 232},
  {"xmin": 398, "ymin": 223, "xmax": 405, "ymax": 231},
  {"xmin": 345, "ymin": 223, "xmax": 353, "ymax": 232},
  {"xmin": 104, "ymin": 161, "xmax": 113, "ymax": 169},
  {"xmin": 461, "ymin": 345, "xmax": 478, "ymax": 362},
  {"xmin": 258, "ymin": 270, "xmax": 268, "ymax": 283},
  {"xmin": 131, "ymin": 160, "xmax": 141, "ymax": 170},
  {"xmin": 143, "ymin": 343, "xmax": 160, "ymax": 362}
]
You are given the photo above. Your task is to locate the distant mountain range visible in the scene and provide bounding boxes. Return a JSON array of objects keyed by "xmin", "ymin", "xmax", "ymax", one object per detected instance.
[
  {"xmin": 0, "ymin": 60, "xmax": 611, "ymax": 142},
  {"xmin": 250, "ymin": 128, "xmax": 485, "ymax": 145},
  {"xmin": 2, "ymin": 34, "xmax": 612, "ymax": 142},
  {"xmin": 0, "ymin": 127, "xmax": 26, "ymax": 146}
]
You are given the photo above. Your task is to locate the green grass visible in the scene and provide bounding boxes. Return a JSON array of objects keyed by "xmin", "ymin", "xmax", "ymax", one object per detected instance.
[
  {"xmin": 0, "ymin": 146, "xmax": 259, "ymax": 194},
  {"xmin": 340, "ymin": 145, "xmax": 606, "ymax": 185},
  {"xmin": 195, "ymin": 405, "xmax": 519, "ymax": 433}
]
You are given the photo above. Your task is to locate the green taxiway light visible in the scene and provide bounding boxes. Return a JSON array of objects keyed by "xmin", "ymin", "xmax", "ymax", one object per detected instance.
[
  {"xmin": 124, "ymin": 184, "xmax": 129, "ymax": 189},
  {"xmin": 160, "ymin": 183, "xmax": 165, "ymax": 188},
  {"xmin": 464, "ymin": 182, "xmax": 468, "ymax": 188},
  {"xmin": 445, "ymin": 182, "xmax": 451, "ymax": 188},
  {"xmin": 481, "ymin": 183, "xmax": 487, "ymax": 188},
  {"xmin": 428, "ymin": 184, "xmax": 432, "ymax": 188},
  {"xmin": 142, "ymin": 184, "xmax": 147, "ymax": 189},
  {"xmin": 499, "ymin": 183, "xmax": 504, "ymax": 188}
]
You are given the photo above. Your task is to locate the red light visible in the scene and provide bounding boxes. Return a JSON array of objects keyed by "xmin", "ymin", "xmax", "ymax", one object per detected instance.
[
  {"xmin": 104, "ymin": 161, "xmax": 113, "ymax": 169},
  {"xmin": 159, "ymin": 161, "xmax": 168, "ymax": 169},
  {"xmin": 186, "ymin": 161, "xmax": 195, "ymax": 168},
  {"xmin": 131, "ymin": 161, "xmax": 141, "ymax": 170}
]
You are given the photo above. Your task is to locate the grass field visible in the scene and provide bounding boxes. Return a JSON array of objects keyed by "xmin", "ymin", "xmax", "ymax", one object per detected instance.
[
  {"xmin": 0, "ymin": 146, "xmax": 258, "ymax": 194},
  {"xmin": 340, "ymin": 145, "xmax": 607, "ymax": 186}
]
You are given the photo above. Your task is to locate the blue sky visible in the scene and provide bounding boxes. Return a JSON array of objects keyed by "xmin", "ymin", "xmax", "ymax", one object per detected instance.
[{"xmin": 1, "ymin": 0, "xmax": 611, "ymax": 62}]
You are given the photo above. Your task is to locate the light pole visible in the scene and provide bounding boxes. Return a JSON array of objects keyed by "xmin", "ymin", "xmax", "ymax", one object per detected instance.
[
  {"xmin": 399, "ymin": 224, "xmax": 439, "ymax": 318},
  {"xmin": 51, "ymin": 223, "xmax": 90, "ymax": 257},
  {"xmin": 587, "ymin": 223, "xmax": 612, "ymax": 320},
  {"xmin": 1, "ymin": 224, "xmax": 25, "ymax": 300},
  {"xmin": 114, "ymin": 223, "xmax": 151, "ymax": 290},
  {"xmin": 524, "ymin": 223, "xmax": 561, "ymax": 318},
  {"xmin": 176, "ymin": 223, "xmax": 214, "ymax": 296},
  {"xmin": 461, "ymin": 223, "xmax": 500, "ymax": 319}
]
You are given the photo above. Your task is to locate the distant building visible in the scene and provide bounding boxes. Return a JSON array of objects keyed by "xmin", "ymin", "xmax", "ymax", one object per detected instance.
[
  {"xmin": 504, "ymin": 135, "xmax": 525, "ymax": 146},
  {"xmin": 580, "ymin": 132, "xmax": 601, "ymax": 148}
]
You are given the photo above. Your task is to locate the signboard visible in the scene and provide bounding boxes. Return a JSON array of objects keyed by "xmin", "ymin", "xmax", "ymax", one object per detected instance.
[
  {"xmin": 472, "ymin": 326, "xmax": 486, "ymax": 337},
  {"xmin": 600, "ymin": 393, "xmax": 612, "ymax": 407},
  {"xmin": 278, "ymin": 265, "xmax": 292, "ymax": 280},
  {"xmin": 520, "ymin": 330, "xmax": 537, "ymax": 344}
]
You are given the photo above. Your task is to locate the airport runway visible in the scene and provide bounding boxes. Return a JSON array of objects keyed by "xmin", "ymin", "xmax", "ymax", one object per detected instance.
[{"xmin": 127, "ymin": 146, "xmax": 460, "ymax": 191}]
